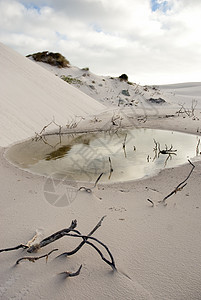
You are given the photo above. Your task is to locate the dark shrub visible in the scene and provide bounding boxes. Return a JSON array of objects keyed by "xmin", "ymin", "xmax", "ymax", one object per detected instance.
[
  {"xmin": 119, "ymin": 74, "xmax": 128, "ymax": 81},
  {"xmin": 27, "ymin": 51, "xmax": 70, "ymax": 68}
]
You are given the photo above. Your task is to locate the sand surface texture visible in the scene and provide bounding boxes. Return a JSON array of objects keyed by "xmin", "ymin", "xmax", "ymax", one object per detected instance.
[{"xmin": 1, "ymin": 43, "xmax": 201, "ymax": 300}]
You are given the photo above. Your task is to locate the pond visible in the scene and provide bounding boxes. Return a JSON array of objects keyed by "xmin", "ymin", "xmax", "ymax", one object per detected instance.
[{"xmin": 5, "ymin": 128, "xmax": 201, "ymax": 183}]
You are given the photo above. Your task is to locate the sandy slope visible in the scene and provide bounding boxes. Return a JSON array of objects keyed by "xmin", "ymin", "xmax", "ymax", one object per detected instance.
[
  {"xmin": 32, "ymin": 58, "xmax": 201, "ymax": 110},
  {"xmin": 0, "ymin": 43, "xmax": 105, "ymax": 147},
  {"xmin": 1, "ymin": 44, "xmax": 201, "ymax": 300}
]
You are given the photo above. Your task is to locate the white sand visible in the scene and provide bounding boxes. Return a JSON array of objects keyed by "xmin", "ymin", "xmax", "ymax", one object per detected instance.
[
  {"xmin": 0, "ymin": 43, "xmax": 105, "ymax": 147},
  {"xmin": 1, "ymin": 43, "xmax": 201, "ymax": 300}
]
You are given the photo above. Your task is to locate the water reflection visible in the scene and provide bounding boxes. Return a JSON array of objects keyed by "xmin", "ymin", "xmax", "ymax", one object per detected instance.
[
  {"xmin": 5, "ymin": 128, "xmax": 201, "ymax": 183},
  {"xmin": 45, "ymin": 145, "xmax": 72, "ymax": 161}
]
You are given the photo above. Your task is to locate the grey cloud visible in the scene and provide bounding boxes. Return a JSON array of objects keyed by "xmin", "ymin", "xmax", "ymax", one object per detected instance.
[{"xmin": 1, "ymin": 0, "xmax": 201, "ymax": 84}]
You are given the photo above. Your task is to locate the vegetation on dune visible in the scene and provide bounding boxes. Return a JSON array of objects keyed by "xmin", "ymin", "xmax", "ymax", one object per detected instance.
[
  {"xmin": 82, "ymin": 67, "xmax": 89, "ymax": 71},
  {"xmin": 60, "ymin": 75, "xmax": 83, "ymax": 85},
  {"xmin": 26, "ymin": 51, "xmax": 70, "ymax": 68}
]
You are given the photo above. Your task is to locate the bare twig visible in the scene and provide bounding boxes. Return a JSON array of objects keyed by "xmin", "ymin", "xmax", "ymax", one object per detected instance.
[
  {"xmin": 59, "ymin": 265, "xmax": 82, "ymax": 277},
  {"xmin": 16, "ymin": 249, "xmax": 58, "ymax": 264},
  {"xmin": 0, "ymin": 244, "xmax": 28, "ymax": 253},
  {"xmin": 122, "ymin": 133, "xmax": 127, "ymax": 149},
  {"xmin": 152, "ymin": 139, "xmax": 177, "ymax": 166},
  {"xmin": 78, "ymin": 173, "xmax": 103, "ymax": 193},
  {"xmin": 196, "ymin": 138, "xmax": 200, "ymax": 156},
  {"xmin": 122, "ymin": 134, "xmax": 127, "ymax": 158},
  {"xmin": 147, "ymin": 198, "xmax": 154, "ymax": 207},
  {"xmin": 66, "ymin": 116, "xmax": 83, "ymax": 129},
  {"xmin": 108, "ymin": 157, "xmax": 113, "ymax": 179},
  {"xmin": 33, "ymin": 118, "xmax": 62, "ymax": 141},
  {"xmin": 176, "ymin": 100, "xmax": 198, "ymax": 118},
  {"xmin": 160, "ymin": 160, "xmax": 195, "ymax": 204},
  {"xmin": 111, "ymin": 113, "xmax": 120, "ymax": 126}
]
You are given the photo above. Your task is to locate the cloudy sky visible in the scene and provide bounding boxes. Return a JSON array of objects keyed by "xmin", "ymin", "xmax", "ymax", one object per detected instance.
[{"xmin": 0, "ymin": 0, "xmax": 201, "ymax": 84}]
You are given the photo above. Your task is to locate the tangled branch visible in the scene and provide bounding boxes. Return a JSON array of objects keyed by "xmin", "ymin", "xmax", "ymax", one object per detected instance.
[{"xmin": 0, "ymin": 217, "xmax": 116, "ymax": 272}]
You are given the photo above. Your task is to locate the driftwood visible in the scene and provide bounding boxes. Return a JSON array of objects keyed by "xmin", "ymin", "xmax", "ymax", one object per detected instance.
[
  {"xmin": 16, "ymin": 249, "xmax": 58, "ymax": 264},
  {"xmin": 27, "ymin": 220, "xmax": 77, "ymax": 253},
  {"xmin": 0, "ymin": 217, "xmax": 116, "ymax": 272},
  {"xmin": 78, "ymin": 173, "xmax": 103, "ymax": 193}
]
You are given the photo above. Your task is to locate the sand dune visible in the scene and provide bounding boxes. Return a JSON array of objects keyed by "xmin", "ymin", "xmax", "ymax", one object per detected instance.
[{"xmin": 0, "ymin": 43, "xmax": 105, "ymax": 147}]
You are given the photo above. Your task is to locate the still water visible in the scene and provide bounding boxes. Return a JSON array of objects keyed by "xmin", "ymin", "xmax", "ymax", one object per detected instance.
[{"xmin": 5, "ymin": 128, "xmax": 200, "ymax": 183}]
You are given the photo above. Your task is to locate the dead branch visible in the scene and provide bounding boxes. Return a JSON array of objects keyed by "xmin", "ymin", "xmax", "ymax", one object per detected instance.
[
  {"xmin": 40, "ymin": 119, "xmax": 62, "ymax": 135},
  {"xmin": 196, "ymin": 138, "xmax": 200, "ymax": 156},
  {"xmin": 59, "ymin": 265, "xmax": 82, "ymax": 278},
  {"xmin": 33, "ymin": 118, "xmax": 62, "ymax": 142},
  {"xmin": 1, "ymin": 217, "xmax": 116, "ymax": 273},
  {"xmin": 108, "ymin": 157, "xmax": 113, "ymax": 179},
  {"xmin": 66, "ymin": 118, "xmax": 79, "ymax": 129},
  {"xmin": 0, "ymin": 244, "xmax": 28, "ymax": 253},
  {"xmin": 152, "ymin": 139, "xmax": 177, "ymax": 166},
  {"xmin": 78, "ymin": 173, "xmax": 103, "ymax": 193},
  {"xmin": 191, "ymin": 99, "xmax": 197, "ymax": 117},
  {"xmin": 39, "ymin": 120, "xmax": 53, "ymax": 135},
  {"xmin": 160, "ymin": 160, "xmax": 195, "ymax": 204},
  {"xmin": 137, "ymin": 116, "xmax": 147, "ymax": 123},
  {"xmin": 27, "ymin": 220, "xmax": 77, "ymax": 253},
  {"xmin": 57, "ymin": 216, "xmax": 116, "ymax": 270},
  {"xmin": 122, "ymin": 134, "xmax": 127, "ymax": 158},
  {"xmin": 85, "ymin": 240, "xmax": 115, "ymax": 270},
  {"xmin": 159, "ymin": 144, "xmax": 177, "ymax": 155},
  {"xmin": 122, "ymin": 133, "xmax": 127, "ymax": 149},
  {"xmin": 57, "ymin": 216, "xmax": 106, "ymax": 257},
  {"xmin": 164, "ymin": 154, "xmax": 173, "ymax": 167},
  {"xmin": 147, "ymin": 199, "xmax": 154, "ymax": 207},
  {"xmin": 16, "ymin": 249, "xmax": 58, "ymax": 264},
  {"xmin": 58, "ymin": 233, "xmax": 116, "ymax": 270},
  {"xmin": 111, "ymin": 113, "xmax": 120, "ymax": 126},
  {"xmin": 176, "ymin": 100, "xmax": 198, "ymax": 118}
]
